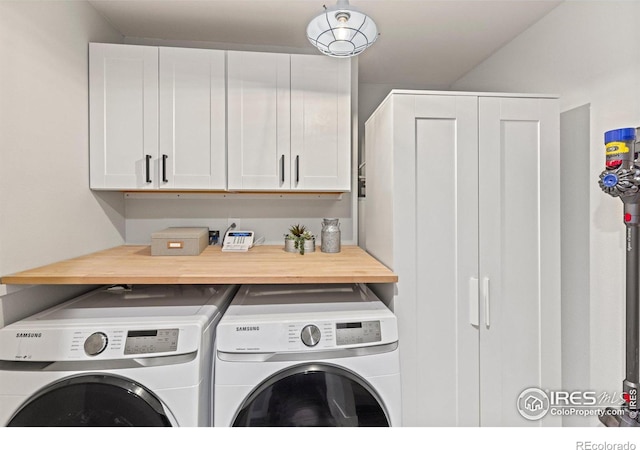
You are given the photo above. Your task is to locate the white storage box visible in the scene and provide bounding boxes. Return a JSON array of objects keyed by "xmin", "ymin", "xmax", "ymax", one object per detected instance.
[{"xmin": 151, "ymin": 227, "xmax": 209, "ymax": 256}]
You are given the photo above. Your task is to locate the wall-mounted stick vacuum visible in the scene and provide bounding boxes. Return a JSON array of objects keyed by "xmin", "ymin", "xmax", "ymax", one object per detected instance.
[{"xmin": 598, "ymin": 127, "xmax": 640, "ymax": 427}]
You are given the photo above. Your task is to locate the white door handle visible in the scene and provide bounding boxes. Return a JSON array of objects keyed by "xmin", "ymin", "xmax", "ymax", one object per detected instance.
[
  {"xmin": 483, "ymin": 277, "xmax": 491, "ymax": 328},
  {"xmin": 469, "ymin": 277, "xmax": 479, "ymax": 326}
]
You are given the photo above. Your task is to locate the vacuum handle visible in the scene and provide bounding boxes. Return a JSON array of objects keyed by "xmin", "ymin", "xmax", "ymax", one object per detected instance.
[{"xmin": 483, "ymin": 277, "xmax": 491, "ymax": 328}]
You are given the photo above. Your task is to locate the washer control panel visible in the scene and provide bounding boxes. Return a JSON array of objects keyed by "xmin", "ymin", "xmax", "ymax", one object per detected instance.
[
  {"xmin": 124, "ymin": 329, "xmax": 179, "ymax": 355},
  {"xmin": 336, "ymin": 321, "xmax": 381, "ymax": 346}
]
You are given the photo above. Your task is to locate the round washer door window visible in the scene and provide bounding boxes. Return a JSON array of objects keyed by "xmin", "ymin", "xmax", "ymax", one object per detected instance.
[
  {"xmin": 233, "ymin": 364, "xmax": 390, "ymax": 427},
  {"xmin": 8, "ymin": 374, "xmax": 172, "ymax": 427}
]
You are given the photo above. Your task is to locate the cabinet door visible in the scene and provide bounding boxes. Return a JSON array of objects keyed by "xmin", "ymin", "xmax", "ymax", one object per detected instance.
[
  {"xmin": 89, "ymin": 43, "xmax": 158, "ymax": 189},
  {"xmin": 412, "ymin": 95, "xmax": 480, "ymax": 426},
  {"xmin": 227, "ymin": 51, "xmax": 290, "ymax": 190},
  {"xmin": 290, "ymin": 55, "xmax": 351, "ymax": 191},
  {"xmin": 159, "ymin": 47, "xmax": 226, "ymax": 190},
  {"xmin": 478, "ymin": 97, "xmax": 561, "ymax": 426}
]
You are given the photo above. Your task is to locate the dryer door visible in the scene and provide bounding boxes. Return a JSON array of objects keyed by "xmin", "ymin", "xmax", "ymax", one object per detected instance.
[
  {"xmin": 8, "ymin": 374, "xmax": 173, "ymax": 426},
  {"xmin": 232, "ymin": 364, "xmax": 390, "ymax": 427}
]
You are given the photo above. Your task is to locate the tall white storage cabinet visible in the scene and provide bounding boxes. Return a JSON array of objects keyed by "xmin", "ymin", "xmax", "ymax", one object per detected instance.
[{"xmin": 364, "ymin": 91, "xmax": 561, "ymax": 426}]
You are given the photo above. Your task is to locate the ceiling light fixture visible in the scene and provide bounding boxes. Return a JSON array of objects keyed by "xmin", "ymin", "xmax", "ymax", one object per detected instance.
[{"xmin": 306, "ymin": 0, "xmax": 378, "ymax": 58}]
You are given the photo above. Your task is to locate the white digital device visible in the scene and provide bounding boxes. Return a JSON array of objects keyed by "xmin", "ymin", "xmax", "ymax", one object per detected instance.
[{"xmin": 222, "ymin": 231, "xmax": 254, "ymax": 252}]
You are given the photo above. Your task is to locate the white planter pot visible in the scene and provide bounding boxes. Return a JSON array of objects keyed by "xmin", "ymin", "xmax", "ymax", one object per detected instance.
[{"xmin": 284, "ymin": 237, "xmax": 315, "ymax": 254}]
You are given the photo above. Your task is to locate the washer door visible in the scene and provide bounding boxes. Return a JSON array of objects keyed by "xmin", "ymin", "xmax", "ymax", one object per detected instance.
[
  {"xmin": 233, "ymin": 364, "xmax": 390, "ymax": 427},
  {"xmin": 8, "ymin": 374, "xmax": 172, "ymax": 427}
]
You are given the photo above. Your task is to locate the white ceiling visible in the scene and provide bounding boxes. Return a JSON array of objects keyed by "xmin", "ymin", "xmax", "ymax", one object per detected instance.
[{"xmin": 89, "ymin": 0, "xmax": 561, "ymax": 88}]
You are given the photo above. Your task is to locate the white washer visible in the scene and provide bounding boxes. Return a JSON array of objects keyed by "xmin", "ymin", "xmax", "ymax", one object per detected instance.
[
  {"xmin": 214, "ymin": 284, "xmax": 401, "ymax": 426},
  {"xmin": 0, "ymin": 284, "xmax": 238, "ymax": 427}
]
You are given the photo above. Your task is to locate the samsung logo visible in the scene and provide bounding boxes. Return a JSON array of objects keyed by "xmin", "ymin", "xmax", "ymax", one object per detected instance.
[
  {"xmin": 16, "ymin": 332, "xmax": 42, "ymax": 338},
  {"xmin": 236, "ymin": 326, "xmax": 260, "ymax": 332}
]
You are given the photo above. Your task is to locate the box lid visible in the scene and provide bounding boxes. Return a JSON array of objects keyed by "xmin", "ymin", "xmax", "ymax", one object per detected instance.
[{"xmin": 151, "ymin": 227, "xmax": 208, "ymax": 239}]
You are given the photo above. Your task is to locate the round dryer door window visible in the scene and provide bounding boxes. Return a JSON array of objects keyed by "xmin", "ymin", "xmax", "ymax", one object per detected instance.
[
  {"xmin": 8, "ymin": 374, "xmax": 172, "ymax": 427},
  {"xmin": 233, "ymin": 364, "xmax": 390, "ymax": 427}
]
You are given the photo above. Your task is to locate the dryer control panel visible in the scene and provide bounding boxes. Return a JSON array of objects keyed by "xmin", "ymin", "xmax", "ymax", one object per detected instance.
[{"xmin": 219, "ymin": 318, "xmax": 389, "ymax": 353}]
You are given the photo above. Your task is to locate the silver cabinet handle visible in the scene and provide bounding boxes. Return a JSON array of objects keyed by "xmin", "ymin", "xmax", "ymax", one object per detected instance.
[
  {"xmin": 483, "ymin": 277, "xmax": 491, "ymax": 328},
  {"xmin": 280, "ymin": 155, "xmax": 285, "ymax": 184},
  {"xmin": 469, "ymin": 277, "xmax": 479, "ymax": 326}
]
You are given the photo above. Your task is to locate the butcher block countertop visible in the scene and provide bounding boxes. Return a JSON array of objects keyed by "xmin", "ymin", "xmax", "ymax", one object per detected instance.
[{"xmin": 0, "ymin": 245, "xmax": 398, "ymax": 285}]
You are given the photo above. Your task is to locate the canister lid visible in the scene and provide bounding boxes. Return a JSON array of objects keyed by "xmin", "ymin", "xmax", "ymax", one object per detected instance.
[{"xmin": 605, "ymin": 128, "xmax": 636, "ymax": 144}]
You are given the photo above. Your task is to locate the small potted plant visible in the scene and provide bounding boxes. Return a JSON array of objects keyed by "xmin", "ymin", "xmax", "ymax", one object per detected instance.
[{"xmin": 284, "ymin": 224, "xmax": 316, "ymax": 255}]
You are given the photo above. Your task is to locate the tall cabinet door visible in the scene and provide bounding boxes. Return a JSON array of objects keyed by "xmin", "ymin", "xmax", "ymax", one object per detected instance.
[
  {"xmin": 478, "ymin": 97, "xmax": 561, "ymax": 426},
  {"xmin": 159, "ymin": 47, "xmax": 226, "ymax": 190},
  {"xmin": 290, "ymin": 55, "xmax": 351, "ymax": 191},
  {"xmin": 89, "ymin": 43, "xmax": 158, "ymax": 189},
  {"xmin": 412, "ymin": 95, "xmax": 480, "ymax": 426},
  {"xmin": 227, "ymin": 51, "xmax": 290, "ymax": 190}
]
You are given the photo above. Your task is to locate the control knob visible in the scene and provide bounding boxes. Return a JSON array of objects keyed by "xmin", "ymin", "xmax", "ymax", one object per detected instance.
[
  {"xmin": 84, "ymin": 332, "xmax": 108, "ymax": 356},
  {"xmin": 300, "ymin": 324, "xmax": 321, "ymax": 347}
]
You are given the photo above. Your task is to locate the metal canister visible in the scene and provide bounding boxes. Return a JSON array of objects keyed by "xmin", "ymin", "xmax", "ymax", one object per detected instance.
[{"xmin": 321, "ymin": 218, "xmax": 341, "ymax": 253}]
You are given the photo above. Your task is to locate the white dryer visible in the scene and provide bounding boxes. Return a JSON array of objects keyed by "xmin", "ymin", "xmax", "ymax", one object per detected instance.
[
  {"xmin": 0, "ymin": 284, "xmax": 238, "ymax": 427},
  {"xmin": 214, "ymin": 284, "xmax": 401, "ymax": 427}
]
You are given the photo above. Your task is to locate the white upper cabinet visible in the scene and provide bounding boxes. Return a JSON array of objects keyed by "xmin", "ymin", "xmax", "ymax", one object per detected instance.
[
  {"xmin": 227, "ymin": 51, "xmax": 291, "ymax": 190},
  {"xmin": 90, "ymin": 43, "xmax": 226, "ymax": 190},
  {"xmin": 227, "ymin": 51, "xmax": 351, "ymax": 191},
  {"xmin": 90, "ymin": 43, "xmax": 158, "ymax": 189},
  {"xmin": 158, "ymin": 47, "xmax": 226, "ymax": 190},
  {"xmin": 290, "ymin": 55, "xmax": 351, "ymax": 191},
  {"xmin": 91, "ymin": 44, "xmax": 352, "ymax": 192}
]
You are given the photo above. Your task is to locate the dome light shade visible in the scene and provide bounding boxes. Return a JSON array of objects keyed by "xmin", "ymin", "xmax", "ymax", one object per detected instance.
[{"xmin": 306, "ymin": 0, "xmax": 378, "ymax": 58}]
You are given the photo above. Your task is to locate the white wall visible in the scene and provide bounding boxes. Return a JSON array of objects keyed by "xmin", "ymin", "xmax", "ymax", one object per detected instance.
[
  {"xmin": 124, "ymin": 194, "xmax": 354, "ymax": 245},
  {"xmin": 560, "ymin": 104, "xmax": 591, "ymax": 426},
  {"xmin": 452, "ymin": 0, "xmax": 640, "ymax": 424},
  {"xmin": 0, "ymin": 1, "xmax": 124, "ymax": 323}
]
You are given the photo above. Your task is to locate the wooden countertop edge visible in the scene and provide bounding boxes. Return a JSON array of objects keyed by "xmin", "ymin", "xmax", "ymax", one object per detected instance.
[
  {"xmin": 0, "ymin": 275, "xmax": 399, "ymax": 285},
  {"xmin": 0, "ymin": 245, "xmax": 398, "ymax": 285}
]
